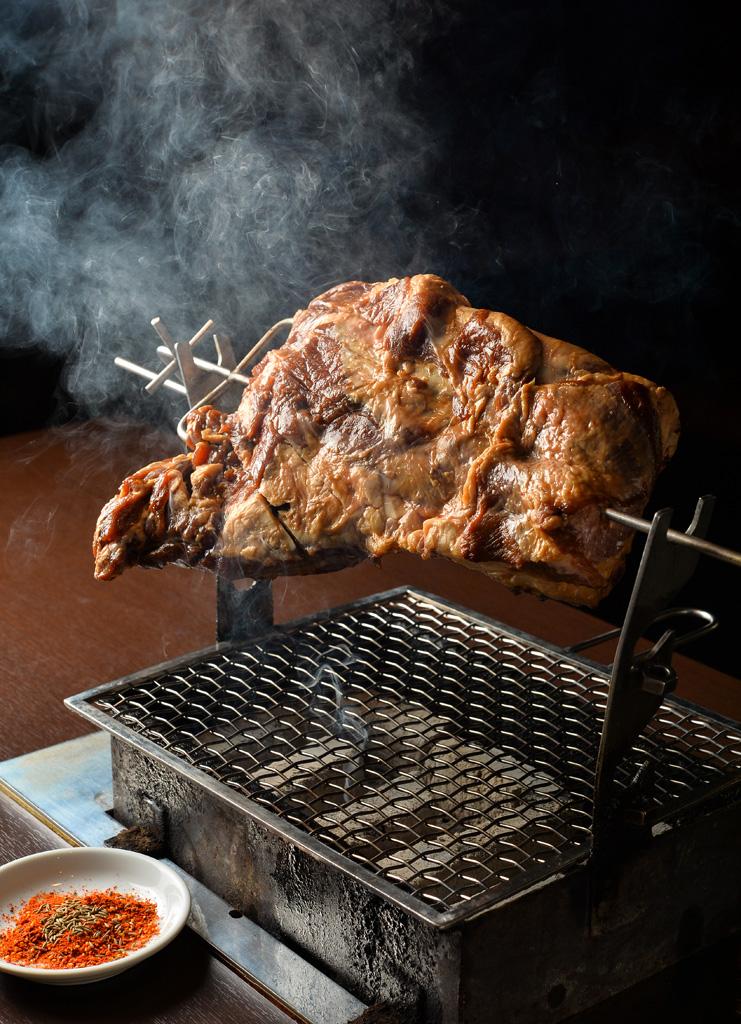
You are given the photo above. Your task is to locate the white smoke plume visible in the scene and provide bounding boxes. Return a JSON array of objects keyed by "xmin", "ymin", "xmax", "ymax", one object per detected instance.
[{"xmin": 0, "ymin": 0, "xmax": 467, "ymax": 416}]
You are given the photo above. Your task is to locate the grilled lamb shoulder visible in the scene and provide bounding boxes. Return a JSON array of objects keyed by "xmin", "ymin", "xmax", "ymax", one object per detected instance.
[{"xmin": 93, "ymin": 274, "xmax": 679, "ymax": 605}]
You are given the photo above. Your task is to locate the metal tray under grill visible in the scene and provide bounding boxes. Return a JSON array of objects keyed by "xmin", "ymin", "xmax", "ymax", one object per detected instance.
[{"xmin": 67, "ymin": 587, "xmax": 741, "ymax": 929}]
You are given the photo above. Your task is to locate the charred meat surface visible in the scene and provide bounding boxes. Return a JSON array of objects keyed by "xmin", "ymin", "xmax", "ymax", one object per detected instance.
[{"xmin": 93, "ymin": 275, "xmax": 679, "ymax": 605}]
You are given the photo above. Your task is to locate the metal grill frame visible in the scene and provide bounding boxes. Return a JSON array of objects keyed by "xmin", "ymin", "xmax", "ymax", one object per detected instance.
[{"xmin": 66, "ymin": 586, "xmax": 741, "ymax": 931}]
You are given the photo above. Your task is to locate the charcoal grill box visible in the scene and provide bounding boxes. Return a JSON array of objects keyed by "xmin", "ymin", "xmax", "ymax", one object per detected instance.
[{"xmin": 67, "ymin": 586, "xmax": 741, "ymax": 1024}]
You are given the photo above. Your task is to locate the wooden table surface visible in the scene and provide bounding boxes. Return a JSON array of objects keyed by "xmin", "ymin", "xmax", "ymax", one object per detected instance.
[{"xmin": 0, "ymin": 421, "xmax": 739, "ymax": 1023}]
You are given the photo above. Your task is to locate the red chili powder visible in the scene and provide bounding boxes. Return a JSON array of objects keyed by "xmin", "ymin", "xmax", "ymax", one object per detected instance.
[{"xmin": 0, "ymin": 888, "xmax": 160, "ymax": 969}]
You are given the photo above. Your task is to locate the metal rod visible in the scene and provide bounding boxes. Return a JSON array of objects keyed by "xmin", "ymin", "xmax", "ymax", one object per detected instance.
[
  {"xmin": 566, "ymin": 626, "xmax": 622, "ymax": 655},
  {"xmin": 606, "ymin": 508, "xmax": 741, "ymax": 568},
  {"xmin": 155, "ymin": 345, "xmax": 250, "ymax": 385},
  {"xmin": 113, "ymin": 357, "xmax": 187, "ymax": 395},
  {"xmin": 150, "ymin": 316, "xmax": 177, "ymax": 354},
  {"xmin": 145, "ymin": 318, "xmax": 215, "ymax": 394}
]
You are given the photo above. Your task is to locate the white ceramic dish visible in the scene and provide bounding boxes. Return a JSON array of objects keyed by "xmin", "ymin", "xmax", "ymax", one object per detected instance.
[{"xmin": 0, "ymin": 847, "xmax": 191, "ymax": 985}]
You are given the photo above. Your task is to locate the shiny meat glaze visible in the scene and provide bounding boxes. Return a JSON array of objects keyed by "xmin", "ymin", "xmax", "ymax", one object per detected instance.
[{"xmin": 93, "ymin": 275, "xmax": 679, "ymax": 605}]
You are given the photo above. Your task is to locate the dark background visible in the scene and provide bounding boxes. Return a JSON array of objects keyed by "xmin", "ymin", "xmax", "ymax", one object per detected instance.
[{"xmin": 1, "ymin": 0, "xmax": 739, "ymax": 675}]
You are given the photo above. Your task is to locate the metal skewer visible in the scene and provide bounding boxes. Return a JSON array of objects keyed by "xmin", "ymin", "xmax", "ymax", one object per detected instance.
[
  {"xmin": 114, "ymin": 314, "xmax": 293, "ymax": 440},
  {"xmin": 113, "ymin": 356, "xmax": 187, "ymax": 395},
  {"xmin": 145, "ymin": 318, "xmax": 215, "ymax": 394},
  {"xmin": 172, "ymin": 317, "xmax": 293, "ymax": 441},
  {"xmin": 150, "ymin": 315, "xmax": 177, "ymax": 354},
  {"xmin": 605, "ymin": 508, "xmax": 741, "ymax": 568},
  {"xmin": 155, "ymin": 346, "xmax": 250, "ymax": 385}
]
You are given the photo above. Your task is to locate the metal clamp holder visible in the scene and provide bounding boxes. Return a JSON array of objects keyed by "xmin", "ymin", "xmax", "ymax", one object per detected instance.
[{"xmin": 589, "ymin": 497, "xmax": 721, "ymax": 829}]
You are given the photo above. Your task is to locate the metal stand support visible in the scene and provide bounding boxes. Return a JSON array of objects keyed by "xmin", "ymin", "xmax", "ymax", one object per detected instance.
[
  {"xmin": 216, "ymin": 576, "xmax": 274, "ymax": 645},
  {"xmin": 589, "ymin": 497, "xmax": 719, "ymax": 828}
]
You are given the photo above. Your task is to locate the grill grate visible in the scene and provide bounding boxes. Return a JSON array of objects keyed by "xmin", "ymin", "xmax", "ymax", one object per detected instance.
[{"xmin": 83, "ymin": 590, "xmax": 741, "ymax": 918}]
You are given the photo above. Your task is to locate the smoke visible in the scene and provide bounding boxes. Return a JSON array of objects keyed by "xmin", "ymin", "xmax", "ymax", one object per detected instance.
[
  {"xmin": 2, "ymin": 1, "xmax": 736, "ymax": 428},
  {"xmin": 309, "ymin": 643, "xmax": 368, "ymax": 749},
  {"xmin": 0, "ymin": 0, "xmax": 465, "ymax": 417}
]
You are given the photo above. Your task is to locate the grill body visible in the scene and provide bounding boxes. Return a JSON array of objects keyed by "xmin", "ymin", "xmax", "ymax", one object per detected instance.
[{"xmin": 67, "ymin": 588, "xmax": 741, "ymax": 1022}]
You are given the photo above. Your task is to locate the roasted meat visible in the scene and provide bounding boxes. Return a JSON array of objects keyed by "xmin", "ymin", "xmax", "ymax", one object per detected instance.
[{"xmin": 93, "ymin": 275, "xmax": 679, "ymax": 605}]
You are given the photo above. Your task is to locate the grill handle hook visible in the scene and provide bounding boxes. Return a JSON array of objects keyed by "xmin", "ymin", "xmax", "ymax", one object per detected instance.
[{"xmin": 633, "ymin": 606, "xmax": 718, "ymax": 668}]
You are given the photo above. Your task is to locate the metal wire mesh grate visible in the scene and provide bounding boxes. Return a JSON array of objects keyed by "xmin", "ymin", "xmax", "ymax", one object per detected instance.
[{"xmin": 86, "ymin": 590, "xmax": 741, "ymax": 915}]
